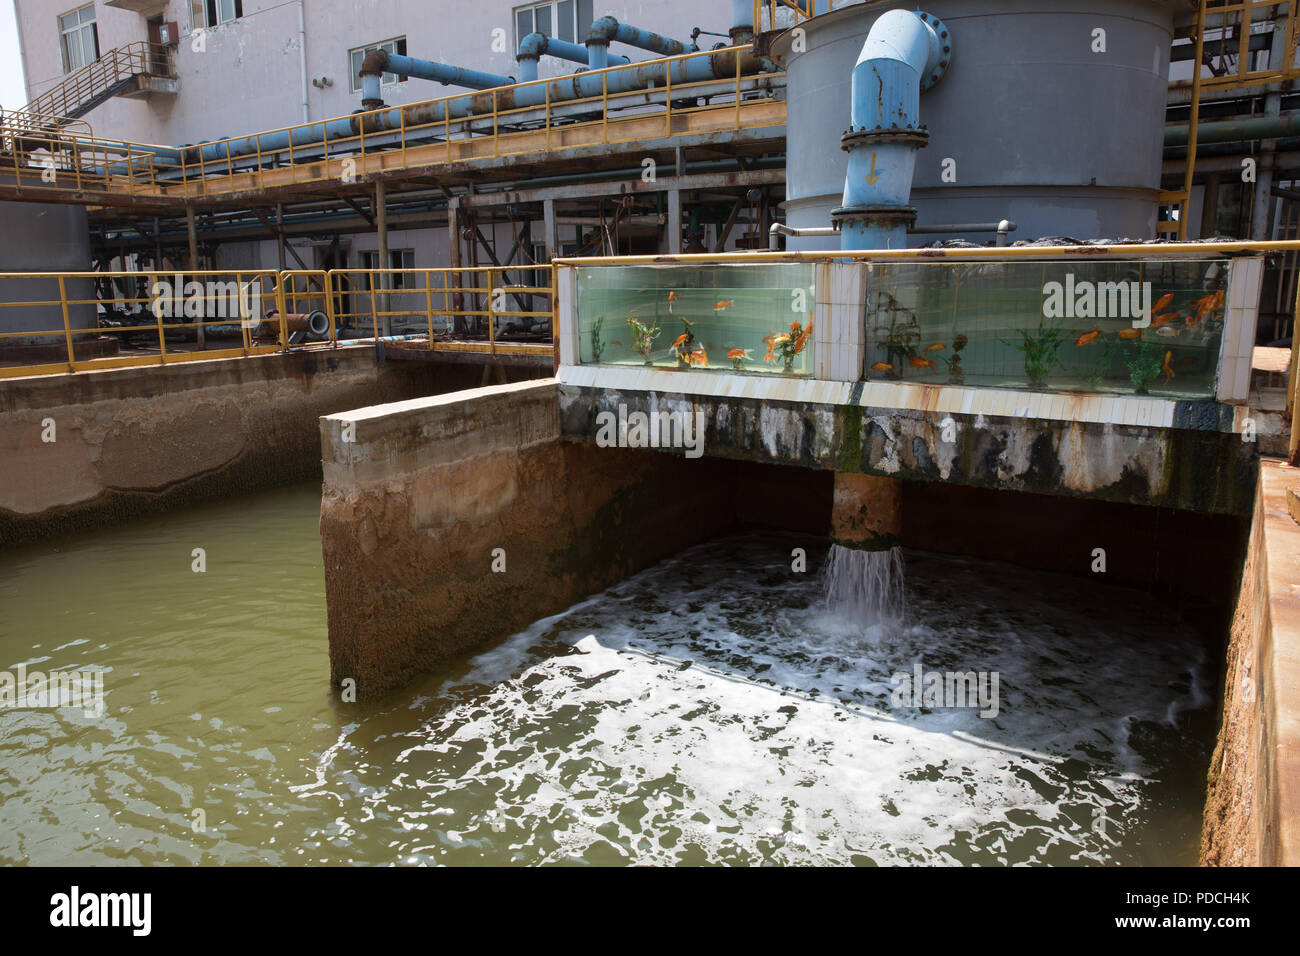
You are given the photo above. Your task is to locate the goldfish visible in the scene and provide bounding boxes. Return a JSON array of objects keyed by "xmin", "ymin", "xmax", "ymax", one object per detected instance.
[
  {"xmin": 610, "ymin": 340, "xmax": 623, "ymax": 347},
  {"xmin": 668, "ymin": 291, "xmax": 676, "ymax": 304},
  {"xmin": 726, "ymin": 348, "xmax": 750, "ymax": 360},
  {"xmin": 870, "ymin": 361, "xmax": 894, "ymax": 373},
  {"xmin": 1073, "ymin": 327, "xmax": 1102, "ymax": 347},
  {"xmin": 924, "ymin": 342, "xmax": 946, "ymax": 353},
  {"xmin": 687, "ymin": 348, "xmax": 708, "ymax": 366},
  {"xmin": 1117, "ymin": 327, "xmax": 1143, "ymax": 340},
  {"xmin": 1152, "ymin": 292, "xmax": 1174, "ymax": 313},
  {"xmin": 908, "ymin": 356, "xmax": 937, "ymax": 370},
  {"xmin": 713, "ymin": 300, "xmax": 733, "ymax": 311},
  {"xmin": 671, "ymin": 332, "xmax": 692, "ymax": 349},
  {"xmin": 770, "ymin": 333, "xmax": 791, "ymax": 347},
  {"xmin": 1151, "ymin": 312, "xmax": 1180, "ymax": 327},
  {"xmin": 1155, "ymin": 325, "xmax": 1180, "ymax": 337},
  {"xmin": 763, "ymin": 351, "xmax": 776, "ymax": 363},
  {"xmin": 1161, "ymin": 350, "xmax": 1175, "ymax": 383}
]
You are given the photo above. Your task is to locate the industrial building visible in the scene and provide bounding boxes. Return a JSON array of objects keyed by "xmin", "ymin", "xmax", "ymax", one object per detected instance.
[{"xmin": 2, "ymin": 1, "xmax": 1300, "ymax": 868}]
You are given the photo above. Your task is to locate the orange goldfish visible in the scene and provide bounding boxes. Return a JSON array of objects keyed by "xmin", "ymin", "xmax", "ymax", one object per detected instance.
[
  {"xmin": 770, "ymin": 333, "xmax": 791, "ymax": 347},
  {"xmin": 713, "ymin": 300, "xmax": 733, "ymax": 311},
  {"xmin": 610, "ymin": 340, "xmax": 623, "ymax": 347},
  {"xmin": 1117, "ymin": 327, "xmax": 1143, "ymax": 340},
  {"xmin": 687, "ymin": 348, "xmax": 708, "ymax": 366},
  {"xmin": 671, "ymin": 332, "xmax": 692, "ymax": 349},
  {"xmin": 923, "ymin": 342, "xmax": 946, "ymax": 353},
  {"xmin": 1151, "ymin": 312, "xmax": 1180, "ymax": 327},
  {"xmin": 1074, "ymin": 327, "xmax": 1102, "ymax": 347},
  {"xmin": 726, "ymin": 348, "xmax": 750, "ymax": 360},
  {"xmin": 908, "ymin": 356, "xmax": 937, "ymax": 370},
  {"xmin": 1152, "ymin": 292, "xmax": 1174, "ymax": 313},
  {"xmin": 870, "ymin": 361, "xmax": 894, "ymax": 373},
  {"xmin": 668, "ymin": 291, "xmax": 676, "ymax": 304},
  {"xmin": 1161, "ymin": 350, "xmax": 1175, "ymax": 383},
  {"xmin": 763, "ymin": 350, "xmax": 776, "ymax": 362}
]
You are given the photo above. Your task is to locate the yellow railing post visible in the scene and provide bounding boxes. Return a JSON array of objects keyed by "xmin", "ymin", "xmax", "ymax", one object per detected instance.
[
  {"xmin": 57, "ymin": 275, "xmax": 75, "ymax": 371},
  {"xmin": 274, "ymin": 272, "xmax": 289, "ymax": 350},
  {"xmin": 488, "ymin": 267, "xmax": 497, "ymax": 354}
]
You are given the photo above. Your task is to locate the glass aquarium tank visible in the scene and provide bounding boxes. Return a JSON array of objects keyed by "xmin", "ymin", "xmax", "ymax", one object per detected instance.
[
  {"xmin": 863, "ymin": 258, "xmax": 1229, "ymax": 400},
  {"xmin": 577, "ymin": 263, "xmax": 817, "ymax": 375}
]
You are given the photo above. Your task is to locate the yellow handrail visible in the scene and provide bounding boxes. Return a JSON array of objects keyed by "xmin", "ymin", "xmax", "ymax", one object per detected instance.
[
  {"xmin": 16, "ymin": 41, "xmax": 174, "ymax": 126},
  {"xmin": 0, "ymin": 46, "xmax": 785, "ymax": 202},
  {"xmin": 0, "ymin": 265, "xmax": 558, "ymax": 379}
]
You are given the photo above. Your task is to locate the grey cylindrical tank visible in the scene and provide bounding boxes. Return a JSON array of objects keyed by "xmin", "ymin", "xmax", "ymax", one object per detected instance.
[
  {"xmin": 773, "ymin": 0, "xmax": 1175, "ymax": 248},
  {"xmin": 0, "ymin": 194, "xmax": 95, "ymax": 347}
]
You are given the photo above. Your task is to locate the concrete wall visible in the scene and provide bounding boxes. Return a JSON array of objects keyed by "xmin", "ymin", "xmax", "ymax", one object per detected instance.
[
  {"xmin": 0, "ymin": 345, "xmax": 543, "ymax": 545},
  {"xmin": 1202, "ymin": 458, "xmax": 1300, "ymax": 866},
  {"xmin": 319, "ymin": 379, "xmax": 831, "ymax": 698},
  {"xmin": 557, "ymin": 376, "xmax": 1261, "ymax": 517}
]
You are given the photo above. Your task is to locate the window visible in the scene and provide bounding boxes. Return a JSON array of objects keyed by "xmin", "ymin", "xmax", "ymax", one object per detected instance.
[
  {"xmin": 362, "ymin": 250, "xmax": 415, "ymax": 288},
  {"xmin": 191, "ymin": 0, "xmax": 243, "ymax": 29},
  {"xmin": 514, "ymin": 0, "xmax": 593, "ymax": 46},
  {"xmin": 58, "ymin": 5, "xmax": 99, "ymax": 74},
  {"xmin": 349, "ymin": 38, "xmax": 408, "ymax": 93}
]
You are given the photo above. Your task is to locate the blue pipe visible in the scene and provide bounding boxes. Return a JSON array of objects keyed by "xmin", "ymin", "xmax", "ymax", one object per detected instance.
[
  {"xmin": 833, "ymin": 10, "xmax": 950, "ymax": 250},
  {"xmin": 516, "ymin": 32, "xmax": 629, "ymax": 82},
  {"xmin": 586, "ymin": 16, "xmax": 698, "ymax": 69},
  {"xmin": 163, "ymin": 42, "xmax": 768, "ymax": 173},
  {"xmin": 359, "ymin": 49, "xmax": 513, "ymax": 106}
]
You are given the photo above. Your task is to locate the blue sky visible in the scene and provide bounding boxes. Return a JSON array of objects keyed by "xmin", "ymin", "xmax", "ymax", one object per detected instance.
[{"xmin": 0, "ymin": 1, "xmax": 27, "ymax": 110}]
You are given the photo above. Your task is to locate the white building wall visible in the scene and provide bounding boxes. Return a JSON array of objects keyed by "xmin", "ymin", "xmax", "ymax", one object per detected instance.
[{"xmin": 16, "ymin": 0, "xmax": 757, "ymax": 146}]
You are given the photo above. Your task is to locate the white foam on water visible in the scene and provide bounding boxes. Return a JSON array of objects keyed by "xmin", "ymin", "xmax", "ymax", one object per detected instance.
[{"xmin": 348, "ymin": 531, "xmax": 1213, "ymax": 866}]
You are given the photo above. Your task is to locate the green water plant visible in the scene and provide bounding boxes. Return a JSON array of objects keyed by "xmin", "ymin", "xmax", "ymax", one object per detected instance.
[
  {"xmin": 873, "ymin": 307, "xmax": 921, "ymax": 378},
  {"xmin": 590, "ymin": 315, "xmax": 605, "ymax": 364},
  {"xmin": 1125, "ymin": 339, "xmax": 1162, "ymax": 395},
  {"xmin": 1000, "ymin": 320, "xmax": 1065, "ymax": 388},
  {"xmin": 1085, "ymin": 337, "xmax": 1116, "ymax": 388},
  {"xmin": 944, "ymin": 333, "xmax": 968, "ymax": 385},
  {"xmin": 626, "ymin": 313, "xmax": 661, "ymax": 365}
]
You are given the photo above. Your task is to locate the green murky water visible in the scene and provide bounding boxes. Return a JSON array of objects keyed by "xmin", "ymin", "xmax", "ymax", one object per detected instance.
[{"xmin": 0, "ymin": 482, "xmax": 1215, "ymax": 865}]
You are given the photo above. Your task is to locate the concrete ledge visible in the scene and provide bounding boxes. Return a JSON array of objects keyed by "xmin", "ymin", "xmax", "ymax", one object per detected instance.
[
  {"xmin": 318, "ymin": 378, "xmax": 833, "ymax": 698},
  {"xmin": 0, "ymin": 347, "xmax": 543, "ymax": 545},
  {"xmin": 558, "ymin": 382, "xmax": 1259, "ymax": 516},
  {"xmin": 1203, "ymin": 458, "xmax": 1300, "ymax": 865}
]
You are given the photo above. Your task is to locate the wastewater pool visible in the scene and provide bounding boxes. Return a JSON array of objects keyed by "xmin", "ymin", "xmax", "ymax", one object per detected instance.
[{"xmin": 0, "ymin": 482, "xmax": 1214, "ymax": 865}]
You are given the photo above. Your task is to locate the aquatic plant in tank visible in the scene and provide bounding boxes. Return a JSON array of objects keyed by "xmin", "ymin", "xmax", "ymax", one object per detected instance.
[
  {"xmin": 862, "ymin": 258, "xmax": 1233, "ymax": 400},
  {"xmin": 576, "ymin": 262, "xmax": 817, "ymax": 376},
  {"xmin": 764, "ymin": 319, "xmax": 813, "ymax": 373},
  {"xmin": 1001, "ymin": 319, "xmax": 1066, "ymax": 389}
]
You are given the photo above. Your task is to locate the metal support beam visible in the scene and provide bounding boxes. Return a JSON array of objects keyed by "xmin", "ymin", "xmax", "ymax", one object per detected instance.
[
  {"xmin": 542, "ymin": 198, "xmax": 559, "ymax": 261},
  {"xmin": 376, "ymin": 180, "xmax": 390, "ymax": 336},
  {"xmin": 667, "ymin": 188, "xmax": 682, "ymax": 254},
  {"xmin": 186, "ymin": 205, "xmax": 203, "ymax": 349}
]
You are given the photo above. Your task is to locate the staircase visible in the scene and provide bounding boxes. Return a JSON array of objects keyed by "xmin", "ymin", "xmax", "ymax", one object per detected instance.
[{"xmin": 13, "ymin": 42, "xmax": 177, "ymax": 133}]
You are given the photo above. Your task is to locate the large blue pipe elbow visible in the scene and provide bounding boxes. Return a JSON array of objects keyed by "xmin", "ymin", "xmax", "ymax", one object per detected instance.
[
  {"xmin": 516, "ymin": 32, "xmax": 629, "ymax": 82},
  {"xmin": 586, "ymin": 16, "xmax": 698, "ymax": 69},
  {"xmin": 833, "ymin": 9, "xmax": 950, "ymax": 250},
  {"xmin": 359, "ymin": 49, "xmax": 513, "ymax": 107}
]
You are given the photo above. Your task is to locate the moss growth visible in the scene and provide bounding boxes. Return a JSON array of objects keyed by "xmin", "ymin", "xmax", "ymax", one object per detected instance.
[{"xmin": 838, "ymin": 405, "xmax": 864, "ymax": 473}]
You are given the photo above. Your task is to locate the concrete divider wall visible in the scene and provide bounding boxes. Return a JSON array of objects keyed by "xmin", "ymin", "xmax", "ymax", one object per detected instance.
[
  {"xmin": 0, "ymin": 347, "xmax": 541, "ymax": 545},
  {"xmin": 1202, "ymin": 459, "xmax": 1300, "ymax": 866},
  {"xmin": 319, "ymin": 380, "xmax": 835, "ymax": 698}
]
